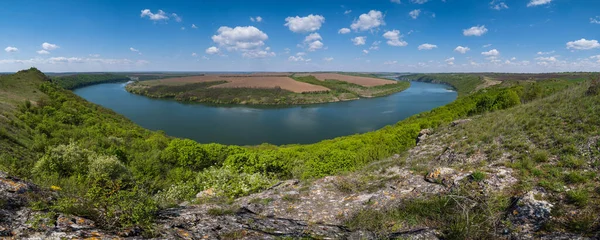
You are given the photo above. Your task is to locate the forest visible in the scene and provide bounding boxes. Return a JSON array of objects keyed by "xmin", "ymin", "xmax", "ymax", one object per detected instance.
[
  {"xmin": 51, "ymin": 74, "xmax": 131, "ymax": 89},
  {"xmin": 0, "ymin": 68, "xmax": 589, "ymax": 235}
]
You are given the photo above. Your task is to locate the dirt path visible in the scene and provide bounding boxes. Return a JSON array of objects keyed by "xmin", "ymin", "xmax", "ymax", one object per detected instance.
[
  {"xmin": 475, "ymin": 77, "xmax": 502, "ymax": 91},
  {"xmin": 475, "ymin": 76, "xmax": 502, "ymax": 91}
]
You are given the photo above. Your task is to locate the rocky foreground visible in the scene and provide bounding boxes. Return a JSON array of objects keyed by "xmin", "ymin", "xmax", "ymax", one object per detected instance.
[{"xmin": 1, "ymin": 120, "xmax": 597, "ymax": 239}]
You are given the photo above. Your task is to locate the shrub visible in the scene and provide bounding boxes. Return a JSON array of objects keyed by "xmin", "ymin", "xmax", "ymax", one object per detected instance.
[
  {"xmin": 586, "ymin": 75, "xmax": 600, "ymax": 96},
  {"xmin": 195, "ymin": 166, "xmax": 274, "ymax": 198},
  {"xmin": 33, "ymin": 142, "xmax": 93, "ymax": 177},
  {"xmin": 153, "ymin": 183, "xmax": 197, "ymax": 208},
  {"xmin": 88, "ymin": 154, "xmax": 131, "ymax": 185},
  {"xmin": 161, "ymin": 139, "xmax": 208, "ymax": 170}
]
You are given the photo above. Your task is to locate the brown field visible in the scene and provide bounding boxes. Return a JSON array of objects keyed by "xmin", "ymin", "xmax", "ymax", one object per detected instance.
[
  {"xmin": 302, "ymin": 73, "xmax": 396, "ymax": 87},
  {"xmin": 141, "ymin": 75, "xmax": 329, "ymax": 93}
]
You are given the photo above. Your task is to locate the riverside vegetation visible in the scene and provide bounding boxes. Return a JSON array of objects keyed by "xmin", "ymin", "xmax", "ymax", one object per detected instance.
[
  {"xmin": 1, "ymin": 68, "xmax": 599, "ymax": 238},
  {"xmin": 125, "ymin": 74, "xmax": 410, "ymax": 105}
]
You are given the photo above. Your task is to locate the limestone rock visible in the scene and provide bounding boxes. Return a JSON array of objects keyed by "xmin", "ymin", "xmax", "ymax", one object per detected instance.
[
  {"xmin": 450, "ymin": 119, "xmax": 472, "ymax": 127},
  {"xmin": 424, "ymin": 167, "xmax": 457, "ymax": 186},
  {"xmin": 508, "ymin": 191, "xmax": 554, "ymax": 233}
]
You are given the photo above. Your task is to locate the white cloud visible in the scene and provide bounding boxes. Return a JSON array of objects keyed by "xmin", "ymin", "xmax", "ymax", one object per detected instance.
[
  {"xmin": 362, "ymin": 49, "xmax": 369, "ymax": 54},
  {"xmin": 384, "ymin": 60, "xmax": 397, "ymax": 65},
  {"xmin": 212, "ymin": 26, "xmax": 268, "ymax": 51},
  {"xmin": 350, "ymin": 10, "xmax": 385, "ymax": 31},
  {"xmin": 490, "ymin": 0, "xmax": 508, "ymax": 10},
  {"xmin": 308, "ymin": 40, "xmax": 324, "ymax": 51},
  {"xmin": 537, "ymin": 50, "xmax": 555, "ymax": 55},
  {"xmin": 37, "ymin": 50, "xmax": 50, "ymax": 55},
  {"xmin": 483, "ymin": 44, "xmax": 492, "ymax": 48},
  {"xmin": 205, "ymin": 46, "xmax": 220, "ymax": 54},
  {"xmin": 591, "ymin": 16, "xmax": 600, "ymax": 24},
  {"xmin": 242, "ymin": 49, "xmax": 275, "ymax": 58},
  {"xmin": 171, "ymin": 13, "xmax": 182, "ymax": 22},
  {"xmin": 383, "ymin": 30, "xmax": 408, "ymax": 47},
  {"xmin": 454, "ymin": 46, "xmax": 470, "ymax": 54},
  {"xmin": 412, "ymin": 0, "xmax": 428, "ymax": 4},
  {"xmin": 89, "ymin": 54, "xmax": 100, "ymax": 57},
  {"xmin": 369, "ymin": 41, "xmax": 381, "ymax": 50},
  {"xmin": 181, "ymin": 27, "xmax": 185, "ymax": 30},
  {"xmin": 463, "ymin": 25, "xmax": 488, "ymax": 36},
  {"xmin": 391, "ymin": 0, "xmax": 401, "ymax": 3},
  {"xmin": 445, "ymin": 57, "xmax": 455, "ymax": 65},
  {"xmin": 418, "ymin": 43, "xmax": 437, "ymax": 50},
  {"xmin": 527, "ymin": 0, "xmax": 551, "ymax": 7},
  {"xmin": 566, "ymin": 38, "xmax": 600, "ymax": 50},
  {"xmin": 323, "ymin": 57, "xmax": 334, "ymax": 62},
  {"xmin": 535, "ymin": 56, "xmax": 558, "ymax": 62},
  {"xmin": 140, "ymin": 9, "xmax": 169, "ymax": 21},
  {"xmin": 42, "ymin": 42, "xmax": 59, "ymax": 51},
  {"xmin": 191, "ymin": 52, "xmax": 197, "ymax": 57},
  {"xmin": 338, "ymin": 28, "xmax": 351, "ymax": 34},
  {"xmin": 191, "ymin": 24, "xmax": 198, "ymax": 29},
  {"xmin": 250, "ymin": 16, "xmax": 263, "ymax": 22},
  {"xmin": 289, "ymin": 55, "xmax": 310, "ymax": 62},
  {"xmin": 409, "ymin": 9, "xmax": 421, "ymax": 19},
  {"xmin": 0, "ymin": 57, "xmax": 150, "ymax": 67},
  {"xmin": 4, "ymin": 46, "xmax": 18, "ymax": 53},
  {"xmin": 352, "ymin": 36, "xmax": 367, "ymax": 45},
  {"xmin": 481, "ymin": 49, "xmax": 500, "ymax": 56},
  {"xmin": 296, "ymin": 52, "xmax": 306, "ymax": 56},
  {"xmin": 344, "ymin": 10, "xmax": 352, "ymax": 14},
  {"xmin": 304, "ymin": 33, "xmax": 322, "ymax": 43},
  {"xmin": 202, "ymin": 56, "xmax": 210, "ymax": 60},
  {"xmin": 284, "ymin": 14, "xmax": 325, "ymax": 33},
  {"xmin": 129, "ymin": 47, "xmax": 141, "ymax": 55}
]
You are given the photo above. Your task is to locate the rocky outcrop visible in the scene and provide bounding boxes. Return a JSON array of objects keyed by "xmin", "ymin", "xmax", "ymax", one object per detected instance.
[{"xmin": 0, "ymin": 171, "xmax": 118, "ymax": 239}]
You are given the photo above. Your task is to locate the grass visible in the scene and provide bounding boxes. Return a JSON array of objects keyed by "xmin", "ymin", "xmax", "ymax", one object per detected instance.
[
  {"xmin": 470, "ymin": 171, "xmax": 487, "ymax": 182},
  {"xmin": 344, "ymin": 186, "xmax": 510, "ymax": 239},
  {"xmin": 207, "ymin": 206, "xmax": 237, "ymax": 216}
]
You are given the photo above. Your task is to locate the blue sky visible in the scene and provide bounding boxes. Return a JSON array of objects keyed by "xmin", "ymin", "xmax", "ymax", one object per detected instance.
[{"xmin": 1, "ymin": 0, "xmax": 599, "ymax": 72}]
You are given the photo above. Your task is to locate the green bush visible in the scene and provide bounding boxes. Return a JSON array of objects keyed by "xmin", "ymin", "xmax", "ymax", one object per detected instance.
[
  {"xmin": 88, "ymin": 154, "xmax": 131, "ymax": 184},
  {"xmin": 33, "ymin": 142, "xmax": 93, "ymax": 178},
  {"xmin": 195, "ymin": 166, "xmax": 274, "ymax": 198}
]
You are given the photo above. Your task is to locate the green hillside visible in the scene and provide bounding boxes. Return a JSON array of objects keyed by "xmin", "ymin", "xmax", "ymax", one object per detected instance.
[{"xmin": 1, "ymin": 68, "xmax": 597, "ymax": 237}]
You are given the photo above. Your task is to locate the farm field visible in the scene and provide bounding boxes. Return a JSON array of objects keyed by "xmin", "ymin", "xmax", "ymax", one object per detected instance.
[
  {"xmin": 298, "ymin": 73, "xmax": 397, "ymax": 87},
  {"xmin": 126, "ymin": 73, "xmax": 410, "ymax": 105}
]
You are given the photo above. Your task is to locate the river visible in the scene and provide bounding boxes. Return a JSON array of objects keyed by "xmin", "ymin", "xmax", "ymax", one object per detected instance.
[{"xmin": 73, "ymin": 81, "xmax": 456, "ymax": 145}]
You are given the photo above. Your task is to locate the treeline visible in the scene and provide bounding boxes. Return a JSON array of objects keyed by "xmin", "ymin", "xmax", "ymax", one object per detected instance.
[
  {"xmin": 52, "ymin": 74, "xmax": 130, "ymax": 89},
  {"xmin": 293, "ymin": 75, "xmax": 411, "ymax": 98},
  {"xmin": 403, "ymin": 73, "xmax": 484, "ymax": 96},
  {"xmin": 0, "ymin": 69, "xmax": 579, "ymax": 234}
]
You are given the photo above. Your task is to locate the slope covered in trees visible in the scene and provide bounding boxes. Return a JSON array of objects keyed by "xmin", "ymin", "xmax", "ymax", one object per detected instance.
[{"xmin": 51, "ymin": 74, "xmax": 131, "ymax": 89}]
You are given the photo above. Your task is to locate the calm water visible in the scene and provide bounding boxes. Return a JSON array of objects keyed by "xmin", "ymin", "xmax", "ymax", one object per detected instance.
[{"xmin": 73, "ymin": 81, "xmax": 457, "ymax": 145}]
